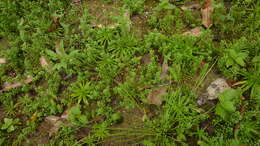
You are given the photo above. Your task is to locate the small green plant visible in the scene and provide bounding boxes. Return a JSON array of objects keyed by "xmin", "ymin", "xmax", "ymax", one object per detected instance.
[
  {"xmin": 1, "ymin": 118, "xmax": 19, "ymax": 133},
  {"xmin": 215, "ymin": 89, "xmax": 241, "ymax": 121},
  {"xmin": 71, "ymin": 81, "xmax": 96, "ymax": 105},
  {"xmin": 68, "ymin": 105, "xmax": 88, "ymax": 126},
  {"xmin": 46, "ymin": 40, "xmax": 82, "ymax": 72}
]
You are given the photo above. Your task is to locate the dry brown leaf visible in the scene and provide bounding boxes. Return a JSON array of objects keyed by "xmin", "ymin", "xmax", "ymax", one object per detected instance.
[
  {"xmin": 39, "ymin": 56, "xmax": 50, "ymax": 68},
  {"xmin": 2, "ymin": 76, "xmax": 33, "ymax": 91},
  {"xmin": 47, "ymin": 15, "xmax": 60, "ymax": 33},
  {"xmin": 160, "ymin": 61, "xmax": 169, "ymax": 80},
  {"xmin": 141, "ymin": 53, "xmax": 151, "ymax": 66},
  {"xmin": 71, "ymin": 0, "xmax": 82, "ymax": 6},
  {"xmin": 3, "ymin": 82, "xmax": 22, "ymax": 90},
  {"xmin": 181, "ymin": 3, "xmax": 201, "ymax": 10},
  {"xmin": 182, "ymin": 27, "xmax": 202, "ymax": 37},
  {"xmin": 0, "ymin": 58, "xmax": 6, "ymax": 64},
  {"xmin": 55, "ymin": 40, "xmax": 65, "ymax": 55},
  {"xmin": 45, "ymin": 116, "xmax": 63, "ymax": 137},
  {"xmin": 147, "ymin": 87, "xmax": 167, "ymax": 106},
  {"xmin": 201, "ymin": 0, "xmax": 214, "ymax": 28},
  {"xmin": 24, "ymin": 76, "xmax": 33, "ymax": 84}
]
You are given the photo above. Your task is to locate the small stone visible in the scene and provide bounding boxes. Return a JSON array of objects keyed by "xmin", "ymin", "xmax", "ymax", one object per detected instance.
[{"xmin": 207, "ymin": 78, "xmax": 230, "ymax": 100}]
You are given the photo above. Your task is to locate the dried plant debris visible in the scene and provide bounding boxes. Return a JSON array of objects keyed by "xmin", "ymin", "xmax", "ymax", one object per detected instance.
[
  {"xmin": 39, "ymin": 56, "xmax": 51, "ymax": 68},
  {"xmin": 201, "ymin": 0, "xmax": 214, "ymax": 28},
  {"xmin": 160, "ymin": 61, "xmax": 169, "ymax": 80},
  {"xmin": 181, "ymin": 2, "xmax": 201, "ymax": 10},
  {"xmin": 182, "ymin": 27, "xmax": 202, "ymax": 37},
  {"xmin": 0, "ymin": 58, "xmax": 6, "ymax": 64},
  {"xmin": 71, "ymin": 0, "xmax": 82, "ymax": 6},
  {"xmin": 1, "ymin": 76, "xmax": 33, "ymax": 91},
  {"xmin": 147, "ymin": 87, "xmax": 167, "ymax": 106}
]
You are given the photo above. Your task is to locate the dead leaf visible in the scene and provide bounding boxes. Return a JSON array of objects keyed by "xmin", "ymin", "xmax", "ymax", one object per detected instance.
[
  {"xmin": 182, "ymin": 27, "xmax": 202, "ymax": 37},
  {"xmin": 39, "ymin": 56, "xmax": 50, "ymax": 68},
  {"xmin": 24, "ymin": 76, "xmax": 33, "ymax": 84},
  {"xmin": 147, "ymin": 87, "xmax": 167, "ymax": 106},
  {"xmin": 3, "ymin": 82, "xmax": 22, "ymax": 90},
  {"xmin": 71, "ymin": 0, "xmax": 82, "ymax": 6},
  {"xmin": 201, "ymin": 0, "xmax": 214, "ymax": 28},
  {"xmin": 55, "ymin": 40, "xmax": 65, "ymax": 55},
  {"xmin": 45, "ymin": 116, "xmax": 63, "ymax": 137},
  {"xmin": 181, "ymin": 3, "xmax": 201, "ymax": 10},
  {"xmin": 160, "ymin": 61, "xmax": 169, "ymax": 80},
  {"xmin": 2, "ymin": 76, "xmax": 33, "ymax": 91},
  {"xmin": 47, "ymin": 16, "xmax": 60, "ymax": 33},
  {"xmin": 124, "ymin": 10, "xmax": 131, "ymax": 31},
  {"xmin": 0, "ymin": 58, "xmax": 6, "ymax": 64},
  {"xmin": 141, "ymin": 53, "xmax": 151, "ymax": 66}
]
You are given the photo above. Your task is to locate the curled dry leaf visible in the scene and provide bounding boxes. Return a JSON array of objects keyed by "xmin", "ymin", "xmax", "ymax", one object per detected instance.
[
  {"xmin": 2, "ymin": 76, "xmax": 33, "ymax": 91},
  {"xmin": 201, "ymin": 0, "xmax": 214, "ymax": 28},
  {"xmin": 181, "ymin": 3, "xmax": 201, "ymax": 10},
  {"xmin": 147, "ymin": 87, "xmax": 167, "ymax": 106},
  {"xmin": 39, "ymin": 56, "xmax": 50, "ymax": 68},
  {"xmin": 0, "ymin": 58, "xmax": 6, "ymax": 64},
  {"xmin": 182, "ymin": 27, "xmax": 202, "ymax": 37}
]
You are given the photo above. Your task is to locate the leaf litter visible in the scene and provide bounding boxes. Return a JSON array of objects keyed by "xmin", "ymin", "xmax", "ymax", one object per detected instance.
[{"xmin": 201, "ymin": 0, "xmax": 214, "ymax": 28}]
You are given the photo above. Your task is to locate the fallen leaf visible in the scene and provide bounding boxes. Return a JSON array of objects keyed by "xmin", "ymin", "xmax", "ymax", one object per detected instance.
[
  {"xmin": 182, "ymin": 27, "xmax": 202, "ymax": 37},
  {"xmin": 181, "ymin": 3, "xmax": 201, "ymax": 10},
  {"xmin": 201, "ymin": 0, "xmax": 214, "ymax": 28},
  {"xmin": 2, "ymin": 76, "xmax": 33, "ymax": 91},
  {"xmin": 71, "ymin": 0, "xmax": 82, "ymax": 6},
  {"xmin": 45, "ymin": 116, "xmax": 63, "ymax": 137},
  {"xmin": 147, "ymin": 87, "xmax": 167, "ymax": 106},
  {"xmin": 141, "ymin": 53, "xmax": 151, "ymax": 66},
  {"xmin": 160, "ymin": 61, "xmax": 169, "ymax": 80},
  {"xmin": 47, "ymin": 16, "xmax": 60, "ymax": 33},
  {"xmin": 55, "ymin": 40, "xmax": 65, "ymax": 55},
  {"xmin": 0, "ymin": 58, "xmax": 6, "ymax": 64},
  {"xmin": 3, "ymin": 82, "xmax": 22, "ymax": 90},
  {"xmin": 124, "ymin": 10, "xmax": 131, "ymax": 31},
  {"xmin": 39, "ymin": 56, "xmax": 50, "ymax": 68},
  {"xmin": 24, "ymin": 76, "xmax": 33, "ymax": 84}
]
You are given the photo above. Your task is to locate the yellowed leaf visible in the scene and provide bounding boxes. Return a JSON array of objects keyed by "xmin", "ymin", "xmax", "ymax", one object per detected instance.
[{"xmin": 201, "ymin": 0, "xmax": 214, "ymax": 28}]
